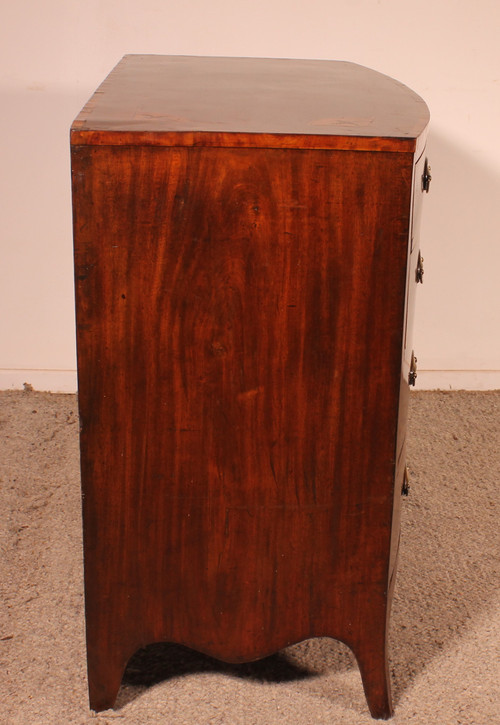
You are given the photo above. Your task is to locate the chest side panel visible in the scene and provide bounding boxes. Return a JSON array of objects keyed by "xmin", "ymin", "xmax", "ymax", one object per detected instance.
[{"xmin": 72, "ymin": 144, "xmax": 412, "ymax": 659}]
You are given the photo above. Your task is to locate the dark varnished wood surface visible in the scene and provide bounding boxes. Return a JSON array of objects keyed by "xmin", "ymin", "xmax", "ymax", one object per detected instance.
[
  {"xmin": 391, "ymin": 150, "xmax": 427, "ymax": 570},
  {"xmin": 72, "ymin": 141, "xmax": 417, "ymax": 717},
  {"xmin": 71, "ymin": 55, "xmax": 429, "ymax": 153}
]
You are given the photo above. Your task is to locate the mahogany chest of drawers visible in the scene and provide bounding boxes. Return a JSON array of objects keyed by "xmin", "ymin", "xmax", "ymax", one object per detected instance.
[{"xmin": 71, "ymin": 55, "xmax": 429, "ymax": 718}]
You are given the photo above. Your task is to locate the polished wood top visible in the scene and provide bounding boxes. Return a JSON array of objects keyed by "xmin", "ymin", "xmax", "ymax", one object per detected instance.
[{"xmin": 71, "ymin": 55, "xmax": 429, "ymax": 152}]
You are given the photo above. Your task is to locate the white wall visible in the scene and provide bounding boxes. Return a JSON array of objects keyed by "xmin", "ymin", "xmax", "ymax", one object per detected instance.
[{"xmin": 1, "ymin": 0, "xmax": 499, "ymax": 392}]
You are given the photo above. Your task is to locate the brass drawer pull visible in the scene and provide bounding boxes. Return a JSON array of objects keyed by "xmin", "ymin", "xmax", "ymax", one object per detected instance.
[
  {"xmin": 422, "ymin": 158, "xmax": 432, "ymax": 193},
  {"xmin": 402, "ymin": 465, "xmax": 410, "ymax": 496},
  {"xmin": 408, "ymin": 351, "xmax": 418, "ymax": 386},
  {"xmin": 416, "ymin": 251, "xmax": 424, "ymax": 283}
]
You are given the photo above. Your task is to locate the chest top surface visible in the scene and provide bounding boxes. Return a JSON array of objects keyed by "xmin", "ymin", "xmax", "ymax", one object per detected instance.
[{"xmin": 71, "ymin": 55, "xmax": 429, "ymax": 152}]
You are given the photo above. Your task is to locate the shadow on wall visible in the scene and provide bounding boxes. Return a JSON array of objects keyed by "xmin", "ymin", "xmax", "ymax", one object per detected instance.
[
  {"xmin": 414, "ymin": 127, "xmax": 500, "ymax": 374},
  {"xmin": 0, "ymin": 86, "xmax": 85, "ymax": 381},
  {"xmin": 1, "ymin": 88, "xmax": 500, "ymax": 384}
]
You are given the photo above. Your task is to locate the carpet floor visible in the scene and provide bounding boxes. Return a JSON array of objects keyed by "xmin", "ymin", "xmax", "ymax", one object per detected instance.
[{"xmin": 0, "ymin": 390, "xmax": 499, "ymax": 724}]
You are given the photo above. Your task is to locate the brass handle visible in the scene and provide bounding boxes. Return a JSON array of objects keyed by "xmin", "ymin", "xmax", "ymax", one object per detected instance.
[
  {"xmin": 416, "ymin": 251, "xmax": 424, "ymax": 283},
  {"xmin": 402, "ymin": 465, "xmax": 410, "ymax": 496},
  {"xmin": 408, "ymin": 351, "xmax": 418, "ymax": 386},
  {"xmin": 422, "ymin": 158, "xmax": 432, "ymax": 193}
]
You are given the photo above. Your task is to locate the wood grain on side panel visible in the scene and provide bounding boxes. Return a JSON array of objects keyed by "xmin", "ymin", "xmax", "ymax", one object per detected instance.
[{"xmin": 72, "ymin": 144, "xmax": 413, "ymax": 715}]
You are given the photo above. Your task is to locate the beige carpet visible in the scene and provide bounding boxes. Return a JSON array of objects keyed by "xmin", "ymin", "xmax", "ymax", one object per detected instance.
[{"xmin": 1, "ymin": 390, "xmax": 499, "ymax": 724}]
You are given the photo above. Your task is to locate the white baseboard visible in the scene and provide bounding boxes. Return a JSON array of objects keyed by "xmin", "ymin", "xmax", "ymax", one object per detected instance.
[
  {"xmin": 416, "ymin": 370, "xmax": 500, "ymax": 391},
  {"xmin": 1, "ymin": 369, "xmax": 499, "ymax": 394},
  {"xmin": 0, "ymin": 369, "xmax": 78, "ymax": 394}
]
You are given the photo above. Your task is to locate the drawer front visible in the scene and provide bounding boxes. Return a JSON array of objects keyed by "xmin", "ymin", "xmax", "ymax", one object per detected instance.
[
  {"xmin": 404, "ymin": 150, "xmax": 427, "ymax": 358},
  {"xmin": 393, "ymin": 151, "xmax": 428, "ymax": 558}
]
